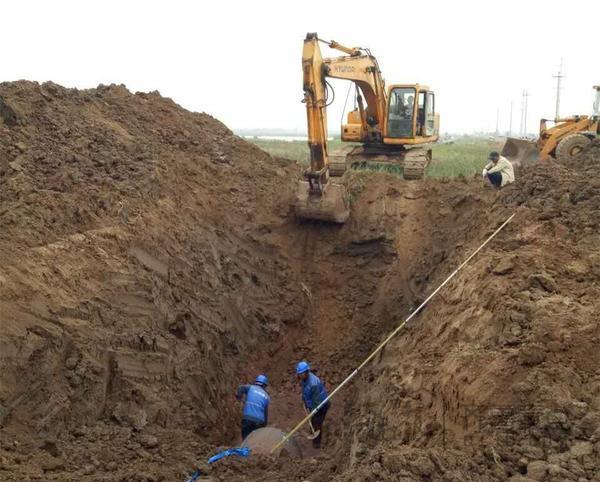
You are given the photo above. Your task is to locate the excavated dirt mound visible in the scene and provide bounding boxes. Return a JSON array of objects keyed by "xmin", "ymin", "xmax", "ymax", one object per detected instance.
[
  {"xmin": 0, "ymin": 81, "xmax": 307, "ymax": 480},
  {"xmin": 329, "ymin": 152, "xmax": 600, "ymax": 482},
  {"xmin": 1, "ymin": 81, "xmax": 599, "ymax": 482}
]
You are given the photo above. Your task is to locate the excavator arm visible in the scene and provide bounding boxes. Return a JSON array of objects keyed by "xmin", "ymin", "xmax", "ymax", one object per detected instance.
[
  {"xmin": 301, "ymin": 34, "xmax": 329, "ymax": 185},
  {"xmin": 302, "ymin": 33, "xmax": 387, "ymax": 182},
  {"xmin": 296, "ymin": 33, "xmax": 387, "ymax": 223}
]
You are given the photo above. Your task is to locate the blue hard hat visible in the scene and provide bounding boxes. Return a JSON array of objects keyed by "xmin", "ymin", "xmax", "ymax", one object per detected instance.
[
  {"xmin": 296, "ymin": 361, "xmax": 310, "ymax": 375},
  {"xmin": 255, "ymin": 374, "xmax": 268, "ymax": 386}
]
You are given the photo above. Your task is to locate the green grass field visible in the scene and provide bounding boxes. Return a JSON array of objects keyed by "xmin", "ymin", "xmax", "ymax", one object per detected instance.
[
  {"xmin": 247, "ymin": 137, "xmax": 504, "ymax": 179},
  {"xmin": 429, "ymin": 140, "xmax": 503, "ymax": 178}
]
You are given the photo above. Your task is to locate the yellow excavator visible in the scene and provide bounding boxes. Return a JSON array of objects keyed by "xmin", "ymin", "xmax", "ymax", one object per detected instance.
[
  {"xmin": 503, "ymin": 85, "xmax": 600, "ymax": 166},
  {"xmin": 295, "ymin": 33, "xmax": 439, "ymax": 223}
]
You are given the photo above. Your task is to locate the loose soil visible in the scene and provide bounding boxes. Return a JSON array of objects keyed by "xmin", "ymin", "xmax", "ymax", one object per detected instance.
[{"xmin": 0, "ymin": 82, "xmax": 599, "ymax": 482}]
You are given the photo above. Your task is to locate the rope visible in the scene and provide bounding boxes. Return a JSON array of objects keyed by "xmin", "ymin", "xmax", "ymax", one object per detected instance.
[{"xmin": 271, "ymin": 212, "xmax": 516, "ymax": 453}]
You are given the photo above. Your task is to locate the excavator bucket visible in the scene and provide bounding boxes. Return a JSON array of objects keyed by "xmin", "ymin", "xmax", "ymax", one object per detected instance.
[
  {"xmin": 501, "ymin": 138, "xmax": 539, "ymax": 167},
  {"xmin": 294, "ymin": 180, "xmax": 350, "ymax": 223}
]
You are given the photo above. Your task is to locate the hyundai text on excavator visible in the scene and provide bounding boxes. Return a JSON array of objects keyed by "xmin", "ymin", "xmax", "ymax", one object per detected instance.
[
  {"xmin": 502, "ymin": 85, "xmax": 600, "ymax": 166},
  {"xmin": 295, "ymin": 33, "xmax": 440, "ymax": 223}
]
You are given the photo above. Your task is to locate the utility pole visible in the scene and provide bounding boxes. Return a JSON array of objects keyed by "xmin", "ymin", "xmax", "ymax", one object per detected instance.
[
  {"xmin": 524, "ymin": 90, "xmax": 529, "ymax": 137},
  {"xmin": 519, "ymin": 91, "xmax": 525, "ymax": 137},
  {"xmin": 508, "ymin": 101, "xmax": 513, "ymax": 137},
  {"xmin": 553, "ymin": 58, "xmax": 565, "ymax": 120},
  {"xmin": 520, "ymin": 90, "xmax": 525, "ymax": 136},
  {"xmin": 495, "ymin": 107, "xmax": 499, "ymax": 136},
  {"xmin": 520, "ymin": 90, "xmax": 530, "ymax": 137},
  {"xmin": 523, "ymin": 90, "xmax": 531, "ymax": 137}
]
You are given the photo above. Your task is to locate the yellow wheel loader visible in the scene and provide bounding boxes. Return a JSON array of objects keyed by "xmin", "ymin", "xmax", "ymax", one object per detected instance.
[
  {"xmin": 295, "ymin": 33, "xmax": 440, "ymax": 223},
  {"xmin": 502, "ymin": 85, "xmax": 600, "ymax": 166}
]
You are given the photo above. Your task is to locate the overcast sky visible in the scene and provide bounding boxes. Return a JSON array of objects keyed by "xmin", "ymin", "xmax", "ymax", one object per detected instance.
[{"xmin": 3, "ymin": 0, "xmax": 599, "ymax": 134}]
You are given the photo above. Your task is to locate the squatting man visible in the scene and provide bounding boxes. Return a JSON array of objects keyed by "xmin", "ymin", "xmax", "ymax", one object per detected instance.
[{"xmin": 482, "ymin": 151, "xmax": 515, "ymax": 188}]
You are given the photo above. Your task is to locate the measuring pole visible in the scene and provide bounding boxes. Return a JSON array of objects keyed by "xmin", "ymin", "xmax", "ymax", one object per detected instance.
[{"xmin": 271, "ymin": 213, "xmax": 517, "ymax": 453}]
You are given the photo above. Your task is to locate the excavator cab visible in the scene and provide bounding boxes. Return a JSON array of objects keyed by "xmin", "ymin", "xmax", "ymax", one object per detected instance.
[
  {"xmin": 384, "ymin": 85, "xmax": 439, "ymax": 142},
  {"xmin": 342, "ymin": 84, "xmax": 439, "ymax": 143}
]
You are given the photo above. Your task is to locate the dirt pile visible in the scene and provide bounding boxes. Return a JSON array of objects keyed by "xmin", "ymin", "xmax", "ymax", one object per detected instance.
[
  {"xmin": 1, "ymin": 80, "xmax": 599, "ymax": 482},
  {"xmin": 0, "ymin": 81, "xmax": 307, "ymax": 480},
  {"xmin": 332, "ymin": 155, "xmax": 600, "ymax": 481}
]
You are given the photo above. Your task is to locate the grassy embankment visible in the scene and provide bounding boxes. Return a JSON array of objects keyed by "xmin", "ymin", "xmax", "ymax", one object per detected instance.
[{"xmin": 248, "ymin": 137, "xmax": 504, "ymax": 178}]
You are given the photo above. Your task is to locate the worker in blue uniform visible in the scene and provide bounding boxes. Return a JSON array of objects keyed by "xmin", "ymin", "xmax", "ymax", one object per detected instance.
[
  {"xmin": 236, "ymin": 374, "xmax": 270, "ymax": 439},
  {"xmin": 296, "ymin": 361, "xmax": 330, "ymax": 448}
]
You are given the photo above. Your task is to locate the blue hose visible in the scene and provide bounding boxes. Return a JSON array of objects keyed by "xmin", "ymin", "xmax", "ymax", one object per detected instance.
[
  {"xmin": 184, "ymin": 470, "xmax": 201, "ymax": 482},
  {"xmin": 184, "ymin": 447, "xmax": 251, "ymax": 481}
]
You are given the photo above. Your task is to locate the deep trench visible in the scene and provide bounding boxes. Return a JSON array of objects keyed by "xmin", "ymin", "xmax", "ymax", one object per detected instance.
[
  {"xmin": 214, "ymin": 180, "xmax": 479, "ymax": 477},
  {"xmin": 0, "ymin": 82, "xmax": 490, "ymax": 482},
  {"xmin": 0, "ymin": 164, "xmax": 492, "ymax": 481}
]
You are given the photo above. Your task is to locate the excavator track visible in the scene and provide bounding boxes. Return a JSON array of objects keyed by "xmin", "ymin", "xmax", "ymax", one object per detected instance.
[
  {"xmin": 342, "ymin": 145, "xmax": 432, "ymax": 180},
  {"xmin": 328, "ymin": 147, "xmax": 354, "ymax": 177},
  {"xmin": 402, "ymin": 148, "xmax": 431, "ymax": 180}
]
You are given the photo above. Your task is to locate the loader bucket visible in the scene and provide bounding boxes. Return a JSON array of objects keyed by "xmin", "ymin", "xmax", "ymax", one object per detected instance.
[
  {"xmin": 501, "ymin": 138, "xmax": 539, "ymax": 167},
  {"xmin": 294, "ymin": 180, "xmax": 350, "ymax": 223}
]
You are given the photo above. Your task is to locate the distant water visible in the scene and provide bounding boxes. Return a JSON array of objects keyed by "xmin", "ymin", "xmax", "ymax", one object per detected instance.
[{"xmin": 243, "ymin": 135, "xmax": 333, "ymax": 142}]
